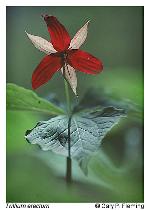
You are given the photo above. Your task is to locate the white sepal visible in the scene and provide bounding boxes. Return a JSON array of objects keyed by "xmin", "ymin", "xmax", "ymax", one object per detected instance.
[
  {"xmin": 25, "ymin": 31, "xmax": 57, "ymax": 54},
  {"xmin": 61, "ymin": 65, "xmax": 77, "ymax": 96},
  {"xmin": 69, "ymin": 20, "xmax": 90, "ymax": 49}
]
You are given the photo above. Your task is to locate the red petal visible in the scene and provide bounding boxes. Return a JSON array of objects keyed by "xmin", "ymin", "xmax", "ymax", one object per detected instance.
[
  {"xmin": 43, "ymin": 15, "xmax": 71, "ymax": 52},
  {"xmin": 67, "ymin": 50, "xmax": 103, "ymax": 74},
  {"xmin": 32, "ymin": 55, "xmax": 62, "ymax": 89}
]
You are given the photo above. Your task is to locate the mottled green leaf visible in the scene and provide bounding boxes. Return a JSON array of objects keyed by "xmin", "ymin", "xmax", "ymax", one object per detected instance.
[
  {"xmin": 6, "ymin": 83, "xmax": 65, "ymax": 115},
  {"xmin": 74, "ymin": 88, "xmax": 142, "ymax": 119},
  {"xmin": 25, "ymin": 107, "xmax": 126, "ymax": 174}
]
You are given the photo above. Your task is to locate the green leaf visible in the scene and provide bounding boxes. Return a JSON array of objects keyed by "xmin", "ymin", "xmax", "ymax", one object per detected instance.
[
  {"xmin": 6, "ymin": 83, "xmax": 65, "ymax": 115},
  {"xmin": 74, "ymin": 88, "xmax": 143, "ymax": 119},
  {"xmin": 25, "ymin": 107, "xmax": 126, "ymax": 175}
]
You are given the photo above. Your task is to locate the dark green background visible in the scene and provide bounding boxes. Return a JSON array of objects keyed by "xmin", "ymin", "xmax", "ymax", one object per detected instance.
[{"xmin": 6, "ymin": 6, "xmax": 144, "ymax": 202}]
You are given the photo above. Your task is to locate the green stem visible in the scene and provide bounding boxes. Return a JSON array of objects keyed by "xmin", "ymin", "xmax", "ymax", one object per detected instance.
[
  {"xmin": 66, "ymin": 116, "xmax": 71, "ymax": 184},
  {"xmin": 64, "ymin": 79, "xmax": 71, "ymax": 116},
  {"xmin": 64, "ymin": 78, "xmax": 72, "ymax": 184}
]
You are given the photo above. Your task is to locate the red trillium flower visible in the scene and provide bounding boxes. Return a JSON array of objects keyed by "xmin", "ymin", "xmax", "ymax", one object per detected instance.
[{"xmin": 26, "ymin": 15, "xmax": 103, "ymax": 95}]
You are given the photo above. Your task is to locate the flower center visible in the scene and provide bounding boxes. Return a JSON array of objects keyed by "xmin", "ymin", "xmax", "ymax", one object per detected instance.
[
  {"xmin": 62, "ymin": 51, "xmax": 67, "ymax": 60},
  {"xmin": 59, "ymin": 51, "xmax": 68, "ymax": 66}
]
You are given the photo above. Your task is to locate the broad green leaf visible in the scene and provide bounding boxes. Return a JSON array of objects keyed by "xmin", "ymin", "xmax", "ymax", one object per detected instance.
[
  {"xmin": 74, "ymin": 88, "xmax": 142, "ymax": 119},
  {"xmin": 25, "ymin": 107, "xmax": 126, "ymax": 174},
  {"xmin": 6, "ymin": 83, "xmax": 65, "ymax": 115}
]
